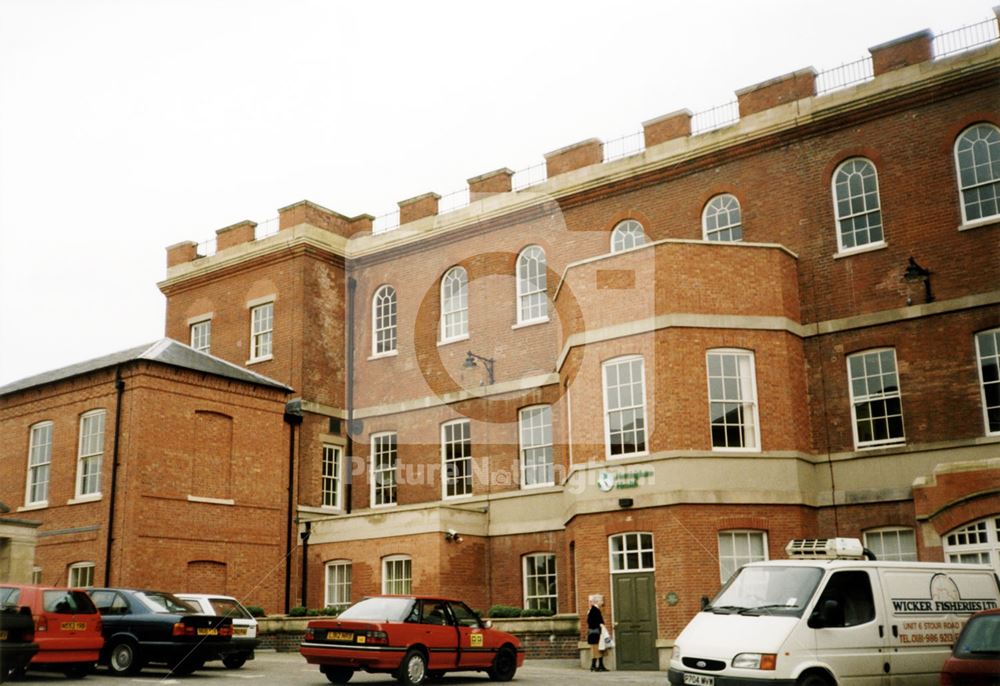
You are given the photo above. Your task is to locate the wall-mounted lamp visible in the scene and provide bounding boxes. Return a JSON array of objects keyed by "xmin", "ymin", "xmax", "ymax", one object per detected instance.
[
  {"xmin": 444, "ymin": 528, "xmax": 463, "ymax": 543},
  {"xmin": 903, "ymin": 256, "xmax": 934, "ymax": 304},
  {"xmin": 462, "ymin": 351, "xmax": 495, "ymax": 385},
  {"xmin": 618, "ymin": 498, "xmax": 634, "ymax": 509}
]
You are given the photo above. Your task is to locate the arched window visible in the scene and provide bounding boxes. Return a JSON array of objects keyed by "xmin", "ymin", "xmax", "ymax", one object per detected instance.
[
  {"xmin": 610, "ymin": 219, "xmax": 646, "ymax": 253},
  {"xmin": 832, "ymin": 158, "xmax": 883, "ymax": 252},
  {"xmin": 372, "ymin": 285, "xmax": 397, "ymax": 356},
  {"xmin": 516, "ymin": 246, "xmax": 547, "ymax": 324},
  {"xmin": 943, "ymin": 517, "xmax": 1000, "ymax": 572},
  {"xmin": 863, "ymin": 527, "xmax": 917, "ymax": 561},
  {"xmin": 703, "ymin": 194, "xmax": 743, "ymax": 242},
  {"xmin": 382, "ymin": 555, "xmax": 412, "ymax": 594},
  {"xmin": 325, "ymin": 560, "xmax": 352, "ymax": 610},
  {"xmin": 440, "ymin": 267, "xmax": 468, "ymax": 342},
  {"xmin": 955, "ymin": 123, "xmax": 1000, "ymax": 225}
]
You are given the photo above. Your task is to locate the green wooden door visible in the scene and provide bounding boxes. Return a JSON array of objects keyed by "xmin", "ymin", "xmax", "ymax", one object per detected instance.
[{"xmin": 612, "ymin": 572, "xmax": 659, "ymax": 670}]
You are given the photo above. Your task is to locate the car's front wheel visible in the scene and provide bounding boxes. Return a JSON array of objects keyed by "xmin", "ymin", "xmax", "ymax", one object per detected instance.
[
  {"xmin": 63, "ymin": 662, "xmax": 93, "ymax": 679},
  {"xmin": 487, "ymin": 646, "xmax": 518, "ymax": 682},
  {"xmin": 321, "ymin": 665, "xmax": 355, "ymax": 683},
  {"xmin": 398, "ymin": 648, "xmax": 427, "ymax": 685},
  {"xmin": 108, "ymin": 639, "xmax": 143, "ymax": 676}
]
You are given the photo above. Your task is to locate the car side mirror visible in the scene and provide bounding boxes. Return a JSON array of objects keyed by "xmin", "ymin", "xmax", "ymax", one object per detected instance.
[{"xmin": 808, "ymin": 599, "xmax": 840, "ymax": 629}]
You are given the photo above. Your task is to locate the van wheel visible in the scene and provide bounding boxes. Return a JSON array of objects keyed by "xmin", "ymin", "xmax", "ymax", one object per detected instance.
[
  {"xmin": 108, "ymin": 639, "xmax": 143, "ymax": 676},
  {"xmin": 797, "ymin": 674, "xmax": 833, "ymax": 686}
]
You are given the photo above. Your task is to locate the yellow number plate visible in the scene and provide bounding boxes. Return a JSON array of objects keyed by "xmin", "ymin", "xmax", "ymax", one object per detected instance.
[
  {"xmin": 233, "ymin": 626, "xmax": 248, "ymax": 636},
  {"xmin": 470, "ymin": 633, "xmax": 483, "ymax": 647},
  {"xmin": 0, "ymin": 630, "xmax": 7, "ymax": 640},
  {"xmin": 329, "ymin": 631, "xmax": 354, "ymax": 641},
  {"xmin": 356, "ymin": 635, "xmax": 366, "ymax": 644},
  {"xmin": 61, "ymin": 622, "xmax": 87, "ymax": 631},
  {"xmin": 196, "ymin": 628, "xmax": 218, "ymax": 636}
]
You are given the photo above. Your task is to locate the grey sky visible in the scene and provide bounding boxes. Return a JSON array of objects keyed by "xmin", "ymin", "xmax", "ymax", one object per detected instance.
[{"xmin": 0, "ymin": 0, "xmax": 993, "ymax": 385}]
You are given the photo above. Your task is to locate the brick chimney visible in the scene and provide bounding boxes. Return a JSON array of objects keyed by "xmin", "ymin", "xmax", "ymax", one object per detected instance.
[
  {"xmin": 642, "ymin": 109, "xmax": 692, "ymax": 148},
  {"xmin": 869, "ymin": 30, "xmax": 933, "ymax": 76},
  {"xmin": 736, "ymin": 68, "xmax": 817, "ymax": 118},
  {"xmin": 166, "ymin": 241, "xmax": 198, "ymax": 268},
  {"xmin": 544, "ymin": 138, "xmax": 603, "ymax": 178},
  {"xmin": 398, "ymin": 192, "xmax": 441, "ymax": 224},
  {"xmin": 215, "ymin": 220, "xmax": 257, "ymax": 252},
  {"xmin": 468, "ymin": 168, "xmax": 514, "ymax": 198}
]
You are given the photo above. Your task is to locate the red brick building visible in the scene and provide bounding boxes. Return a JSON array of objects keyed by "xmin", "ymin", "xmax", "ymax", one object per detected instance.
[
  {"xmin": 0, "ymin": 340, "xmax": 292, "ymax": 611},
  {"xmin": 4, "ymin": 15, "xmax": 1000, "ymax": 670}
]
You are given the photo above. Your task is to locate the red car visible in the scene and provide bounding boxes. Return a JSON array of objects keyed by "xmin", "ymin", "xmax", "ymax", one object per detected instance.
[
  {"xmin": 0, "ymin": 584, "xmax": 103, "ymax": 679},
  {"xmin": 940, "ymin": 608, "xmax": 1000, "ymax": 686},
  {"xmin": 300, "ymin": 595, "xmax": 523, "ymax": 685}
]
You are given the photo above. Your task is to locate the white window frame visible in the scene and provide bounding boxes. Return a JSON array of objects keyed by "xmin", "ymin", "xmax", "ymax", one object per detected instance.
[
  {"xmin": 440, "ymin": 267, "xmax": 469, "ymax": 343},
  {"xmin": 943, "ymin": 517, "xmax": 1000, "ymax": 573},
  {"xmin": 25, "ymin": 421, "xmax": 53, "ymax": 506},
  {"xmin": 522, "ymin": 553, "xmax": 557, "ymax": 612},
  {"xmin": 847, "ymin": 348, "xmax": 905, "ymax": 449},
  {"xmin": 609, "ymin": 532, "xmax": 655, "ymax": 572},
  {"xmin": 717, "ymin": 530, "xmax": 768, "ymax": 583},
  {"xmin": 706, "ymin": 349, "xmax": 760, "ymax": 452},
  {"xmin": 382, "ymin": 555, "xmax": 412, "ymax": 595},
  {"xmin": 702, "ymin": 194, "xmax": 743, "ymax": 242},
  {"xmin": 249, "ymin": 300, "xmax": 274, "ymax": 362},
  {"xmin": 954, "ymin": 123, "xmax": 1000, "ymax": 227},
  {"xmin": 975, "ymin": 328, "xmax": 1000, "ymax": 436},
  {"xmin": 76, "ymin": 409, "xmax": 106, "ymax": 498},
  {"xmin": 602, "ymin": 356, "xmax": 649, "ymax": 459},
  {"xmin": 519, "ymin": 405, "xmax": 554, "ymax": 488},
  {"xmin": 372, "ymin": 285, "xmax": 398, "ymax": 357},
  {"xmin": 442, "ymin": 419, "xmax": 472, "ymax": 499},
  {"xmin": 321, "ymin": 444, "xmax": 343, "ymax": 509},
  {"xmin": 68, "ymin": 562, "xmax": 95, "ymax": 588},
  {"xmin": 516, "ymin": 246, "xmax": 547, "ymax": 325},
  {"xmin": 863, "ymin": 527, "xmax": 917, "ymax": 561},
  {"xmin": 190, "ymin": 318, "xmax": 211, "ymax": 353},
  {"xmin": 610, "ymin": 219, "xmax": 646, "ymax": 253},
  {"xmin": 832, "ymin": 157, "xmax": 885, "ymax": 254},
  {"xmin": 324, "ymin": 560, "xmax": 352, "ymax": 610},
  {"xmin": 371, "ymin": 432, "xmax": 398, "ymax": 507}
]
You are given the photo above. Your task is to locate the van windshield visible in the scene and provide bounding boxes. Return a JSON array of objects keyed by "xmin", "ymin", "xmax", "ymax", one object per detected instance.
[{"xmin": 706, "ymin": 566, "xmax": 824, "ymax": 617}]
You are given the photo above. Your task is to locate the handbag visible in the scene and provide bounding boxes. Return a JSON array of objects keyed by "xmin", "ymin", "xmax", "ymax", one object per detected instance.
[{"xmin": 599, "ymin": 624, "xmax": 613, "ymax": 651}]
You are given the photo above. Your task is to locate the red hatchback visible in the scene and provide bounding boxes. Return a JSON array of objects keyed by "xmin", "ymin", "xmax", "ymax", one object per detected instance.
[
  {"xmin": 301, "ymin": 596, "xmax": 523, "ymax": 685},
  {"xmin": 940, "ymin": 608, "xmax": 1000, "ymax": 686},
  {"xmin": 0, "ymin": 584, "xmax": 103, "ymax": 678}
]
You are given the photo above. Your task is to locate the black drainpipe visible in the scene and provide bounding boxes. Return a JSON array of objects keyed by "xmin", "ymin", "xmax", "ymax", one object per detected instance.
[
  {"xmin": 300, "ymin": 521, "xmax": 312, "ymax": 607},
  {"xmin": 103, "ymin": 367, "xmax": 125, "ymax": 586},
  {"xmin": 345, "ymin": 276, "xmax": 357, "ymax": 514},
  {"xmin": 283, "ymin": 401, "xmax": 303, "ymax": 613}
]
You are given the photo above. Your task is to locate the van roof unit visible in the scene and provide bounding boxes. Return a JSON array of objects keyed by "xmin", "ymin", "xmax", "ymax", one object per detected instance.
[{"xmin": 785, "ymin": 538, "xmax": 866, "ymax": 559}]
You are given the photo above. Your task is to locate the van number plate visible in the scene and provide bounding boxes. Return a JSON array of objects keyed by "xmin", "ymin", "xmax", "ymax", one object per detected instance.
[{"xmin": 684, "ymin": 675, "xmax": 714, "ymax": 686}]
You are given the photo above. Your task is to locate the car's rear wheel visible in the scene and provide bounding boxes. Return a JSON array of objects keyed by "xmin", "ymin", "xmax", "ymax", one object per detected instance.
[
  {"xmin": 321, "ymin": 665, "xmax": 355, "ymax": 683},
  {"xmin": 168, "ymin": 656, "xmax": 204, "ymax": 677},
  {"xmin": 487, "ymin": 646, "xmax": 517, "ymax": 682},
  {"xmin": 222, "ymin": 654, "xmax": 248, "ymax": 669},
  {"xmin": 397, "ymin": 648, "xmax": 427, "ymax": 685},
  {"xmin": 108, "ymin": 639, "xmax": 143, "ymax": 676}
]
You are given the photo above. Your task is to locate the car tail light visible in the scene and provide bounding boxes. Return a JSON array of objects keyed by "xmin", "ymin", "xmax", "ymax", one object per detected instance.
[
  {"xmin": 304, "ymin": 628, "xmax": 315, "ymax": 641},
  {"xmin": 219, "ymin": 624, "xmax": 232, "ymax": 638},
  {"xmin": 172, "ymin": 622, "xmax": 196, "ymax": 637},
  {"xmin": 35, "ymin": 614, "xmax": 48, "ymax": 633},
  {"xmin": 362, "ymin": 631, "xmax": 389, "ymax": 645}
]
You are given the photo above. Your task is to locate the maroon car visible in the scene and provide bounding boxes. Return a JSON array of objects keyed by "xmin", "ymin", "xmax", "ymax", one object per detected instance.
[{"xmin": 940, "ymin": 608, "xmax": 1000, "ymax": 686}]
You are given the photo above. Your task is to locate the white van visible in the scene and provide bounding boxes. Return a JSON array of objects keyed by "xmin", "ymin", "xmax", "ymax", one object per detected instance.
[{"xmin": 668, "ymin": 538, "xmax": 1000, "ymax": 686}]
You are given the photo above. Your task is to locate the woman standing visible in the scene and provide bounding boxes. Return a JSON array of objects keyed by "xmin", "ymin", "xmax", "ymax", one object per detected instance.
[{"xmin": 586, "ymin": 594, "xmax": 609, "ymax": 671}]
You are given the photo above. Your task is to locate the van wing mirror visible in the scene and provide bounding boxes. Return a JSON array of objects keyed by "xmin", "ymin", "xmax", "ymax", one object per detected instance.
[{"xmin": 808, "ymin": 599, "xmax": 841, "ymax": 629}]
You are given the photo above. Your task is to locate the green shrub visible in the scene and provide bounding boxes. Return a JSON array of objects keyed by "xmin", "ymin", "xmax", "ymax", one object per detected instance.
[
  {"xmin": 319, "ymin": 606, "xmax": 341, "ymax": 616},
  {"xmin": 288, "ymin": 606, "xmax": 308, "ymax": 617},
  {"xmin": 521, "ymin": 608, "xmax": 555, "ymax": 618},
  {"xmin": 245, "ymin": 606, "xmax": 266, "ymax": 618},
  {"xmin": 487, "ymin": 605, "xmax": 523, "ymax": 618}
]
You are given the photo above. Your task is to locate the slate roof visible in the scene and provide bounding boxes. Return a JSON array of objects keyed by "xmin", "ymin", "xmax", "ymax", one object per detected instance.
[{"xmin": 0, "ymin": 339, "xmax": 293, "ymax": 396}]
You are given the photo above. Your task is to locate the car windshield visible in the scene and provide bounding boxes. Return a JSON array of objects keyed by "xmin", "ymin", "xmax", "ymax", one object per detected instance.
[
  {"xmin": 337, "ymin": 597, "xmax": 415, "ymax": 622},
  {"xmin": 954, "ymin": 614, "xmax": 1000, "ymax": 657},
  {"xmin": 136, "ymin": 591, "xmax": 195, "ymax": 614},
  {"xmin": 706, "ymin": 566, "xmax": 824, "ymax": 617}
]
